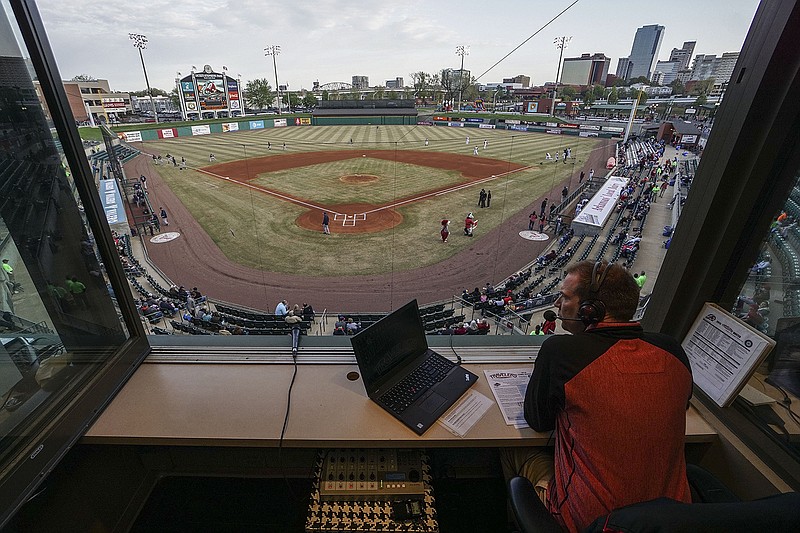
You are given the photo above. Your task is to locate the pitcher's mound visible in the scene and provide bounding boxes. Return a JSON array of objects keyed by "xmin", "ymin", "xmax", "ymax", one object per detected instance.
[
  {"xmin": 295, "ymin": 203, "xmax": 403, "ymax": 234},
  {"xmin": 339, "ymin": 174, "xmax": 379, "ymax": 184}
]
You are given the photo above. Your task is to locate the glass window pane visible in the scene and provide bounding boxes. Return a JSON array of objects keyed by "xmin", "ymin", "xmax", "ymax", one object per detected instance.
[
  {"xmin": 0, "ymin": 0, "xmax": 129, "ymax": 468},
  {"xmin": 732, "ymin": 172, "xmax": 800, "ymax": 461}
]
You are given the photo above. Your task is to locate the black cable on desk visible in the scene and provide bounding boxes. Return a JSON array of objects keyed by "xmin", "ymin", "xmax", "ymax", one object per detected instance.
[{"xmin": 278, "ymin": 329, "xmax": 301, "ymax": 502}]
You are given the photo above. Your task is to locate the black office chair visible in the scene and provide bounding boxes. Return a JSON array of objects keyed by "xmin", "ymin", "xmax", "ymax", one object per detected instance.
[{"xmin": 508, "ymin": 464, "xmax": 800, "ymax": 532}]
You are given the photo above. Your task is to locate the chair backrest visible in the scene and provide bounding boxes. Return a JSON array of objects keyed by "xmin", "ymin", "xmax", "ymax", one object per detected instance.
[
  {"xmin": 585, "ymin": 493, "xmax": 800, "ymax": 532},
  {"xmin": 509, "ymin": 466, "xmax": 800, "ymax": 533}
]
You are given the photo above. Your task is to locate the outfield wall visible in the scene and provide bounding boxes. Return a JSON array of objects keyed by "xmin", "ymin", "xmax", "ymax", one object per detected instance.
[
  {"xmin": 117, "ymin": 114, "xmax": 416, "ymax": 142},
  {"xmin": 430, "ymin": 116, "xmax": 623, "ymax": 139},
  {"xmin": 114, "ymin": 114, "xmax": 622, "ymax": 143}
]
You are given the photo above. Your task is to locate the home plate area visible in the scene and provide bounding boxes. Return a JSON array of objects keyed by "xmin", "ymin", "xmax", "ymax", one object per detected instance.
[{"xmin": 334, "ymin": 213, "xmax": 367, "ymax": 227}]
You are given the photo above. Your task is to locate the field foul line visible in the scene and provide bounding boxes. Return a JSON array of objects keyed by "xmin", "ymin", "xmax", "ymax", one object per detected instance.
[
  {"xmin": 363, "ymin": 165, "xmax": 535, "ymax": 215},
  {"xmin": 195, "ymin": 168, "xmax": 345, "ymax": 216}
]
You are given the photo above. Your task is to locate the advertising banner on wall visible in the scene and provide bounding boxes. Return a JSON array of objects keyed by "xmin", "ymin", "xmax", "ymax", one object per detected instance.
[
  {"xmin": 226, "ymin": 78, "xmax": 240, "ymax": 111},
  {"xmin": 102, "ymin": 97, "xmax": 126, "ymax": 110},
  {"xmin": 99, "ymin": 178, "xmax": 127, "ymax": 226},
  {"xmin": 158, "ymin": 128, "xmax": 176, "ymax": 139},
  {"xmin": 191, "ymin": 125, "xmax": 211, "ymax": 135},
  {"xmin": 180, "ymin": 79, "xmax": 198, "ymax": 113},
  {"xmin": 249, "ymin": 120, "xmax": 265, "ymax": 130},
  {"xmin": 295, "ymin": 117, "xmax": 311, "ymax": 126},
  {"xmin": 274, "ymin": 118, "xmax": 287, "ymax": 127},
  {"xmin": 117, "ymin": 131, "xmax": 142, "ymax": 142},
  {"xmin": 222, "ymin": 122, "xmax": 239, "ymax": 132},
  {"xmin": 526, "ymin": 101, "xmax": 539, "ymax": 113},
  {"xmin": 681, "ymin": 134, "xmax": 698, "ymax": 144}
]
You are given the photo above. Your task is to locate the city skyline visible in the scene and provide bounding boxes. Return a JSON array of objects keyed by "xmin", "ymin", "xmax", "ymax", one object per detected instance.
[{"xmin": 32, "ymin": 0, "xmax": 761, "ymax": 93}]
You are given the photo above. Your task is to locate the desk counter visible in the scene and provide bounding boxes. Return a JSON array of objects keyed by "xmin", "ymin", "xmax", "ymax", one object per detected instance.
[{"xmin": 84, "ymin": 362, "xmax": 717, "ymax": 446}]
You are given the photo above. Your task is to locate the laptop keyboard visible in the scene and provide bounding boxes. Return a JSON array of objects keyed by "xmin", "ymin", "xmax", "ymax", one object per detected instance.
[{"xmin": 379, "ymin": 355, "xmax": 456, "ymax": 414}]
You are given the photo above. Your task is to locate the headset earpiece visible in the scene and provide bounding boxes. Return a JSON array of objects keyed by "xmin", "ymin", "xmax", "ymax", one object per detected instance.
[{"xmin": 577, "ymin": 262, "xmax": 610, "ymax": 325}]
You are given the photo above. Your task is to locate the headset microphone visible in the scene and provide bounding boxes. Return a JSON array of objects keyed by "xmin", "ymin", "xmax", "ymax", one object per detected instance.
[{"xmin": 556, "ymin": 315, "xmax": 584, "ymax": 321}]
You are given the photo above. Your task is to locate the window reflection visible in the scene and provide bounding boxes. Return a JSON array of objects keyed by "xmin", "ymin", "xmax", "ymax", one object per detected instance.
[
  {"xmin": 0, "ymin": 1, "xmax": 127, "ymax": 464},
  {"xmin": 734, "ymin": 172, "xmax": 800, "ymax": 458}
]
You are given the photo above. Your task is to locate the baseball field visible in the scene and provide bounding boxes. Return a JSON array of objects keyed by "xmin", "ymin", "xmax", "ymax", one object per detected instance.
[{"xmin": 138, "ymin": 124, "xmax": 609, "ymax": 281}]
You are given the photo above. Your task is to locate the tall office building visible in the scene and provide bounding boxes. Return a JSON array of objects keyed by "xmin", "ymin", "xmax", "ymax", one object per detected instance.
[
  {"xmin": 654, "ymin": 60, "xmax": 681, "ymax": 85},
  {"xmin": 561, "ymin": 53, "xmax": 610, "ymax": 86},
  {"xmin": 626, "ymin": 24, "xmax": 665, "ymax": 80},
  {"xmin": 669, "ymin": 41, "xmax": 696, "ymax": 71},
  {"xmin": 690, "ymin": 54, "xmax": 717, "ymax": 80},
  {"xmin": 615, "ymin": 57, "xmax": 631, "ymax": 79},
  {"xmin": 351, "ymin": 75, "xmax": 369, "ymax": 89},
  {"xmin": 714, "ymin": 52, "xmax": 740, "ymax": 83}
]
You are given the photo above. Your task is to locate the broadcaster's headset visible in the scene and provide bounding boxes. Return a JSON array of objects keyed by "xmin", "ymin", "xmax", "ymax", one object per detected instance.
[{"xmin": 577, "ymin": 261, "xmax": 611, "ymax": 326}]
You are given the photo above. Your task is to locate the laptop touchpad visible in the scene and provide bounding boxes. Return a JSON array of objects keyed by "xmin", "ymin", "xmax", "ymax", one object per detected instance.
[{"xmin": 419, "ymin": 392, "xmax": 447, "ymax": 412}]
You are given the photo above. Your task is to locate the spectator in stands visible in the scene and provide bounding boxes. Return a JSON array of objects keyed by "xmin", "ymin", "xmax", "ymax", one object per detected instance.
[
  {"xmin": 334, "ymin": 315, "xmax": 347, "ymax": 331},
  {"xmin": 275, "ymin": 299, "xmax": 288, "ymax": 316},
  {"xmin": 302, "ymin": 303, "xmax": 315, "ymax": 321},
  {"xmin": 285, "ymin": 310, "xmax": 303, "ymax": 325},
  {"xmin": 529, "ymin": 324, "xmax": 544, "ymax": 336},
  {"xmin": 346, "ymin": 318, "xmax": 360, "ymax": 335},
  {"xmin": 158, "ymin": 297, "xmax": 178, "ymax": 317},
  {"xmin": 476, "ymin": 318, "xmax": 491, "ymax": 333},
  {"xmin": 453, "ymin": 322, "xmax": 468, "ymax": 335}
]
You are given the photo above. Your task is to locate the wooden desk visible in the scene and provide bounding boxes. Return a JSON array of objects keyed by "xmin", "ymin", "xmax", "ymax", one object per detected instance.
[{"xmin": 84, "ymin": 362, "xmax": 717, "ymax": 446}]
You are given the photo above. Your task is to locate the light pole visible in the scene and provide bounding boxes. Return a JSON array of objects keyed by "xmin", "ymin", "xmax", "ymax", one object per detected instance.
[
  {"xmin": 552, "ymin": 36, "xmax": 572, "ymax": 116},
  {"xmin": 129, "ymin": 33, "xmax": 159, "ymax": 124},
  {"xmin": 455, "ymin": 45, "xmax": 469, "ymax": 112},
  {"xmin": 238, "ymin": 74, "xmax": 245, "ymax": 116},
  {"xmin": 264, "ymin": 45, "xmax": 282, "ymax": 114}
]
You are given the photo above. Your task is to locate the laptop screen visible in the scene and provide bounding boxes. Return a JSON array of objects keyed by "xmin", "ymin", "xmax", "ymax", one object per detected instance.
[{"xmin": 350, "ymin": 299, "xmax": 428, "ymax": 391}]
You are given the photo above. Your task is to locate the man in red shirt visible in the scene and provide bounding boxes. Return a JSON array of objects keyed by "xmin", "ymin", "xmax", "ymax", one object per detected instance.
[{"xmin": 504, "ymin": 261, "xmax": 693, "ymax": 532}]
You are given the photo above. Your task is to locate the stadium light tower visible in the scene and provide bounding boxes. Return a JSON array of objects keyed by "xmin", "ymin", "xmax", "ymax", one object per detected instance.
[
  {"xmin": 129, "ymin": 33, "xmax": 159, "ymax": 124},
  {"xmin": 455, "ymin": 45, "xmax": 469, "ymax": 112},
  {"xmin": 264, "ymin": 45, "xmax": 282, "ymax": 114},
  {"xmin": 552, "ymin": 36, "xmax": 572, "ymax": 116}
]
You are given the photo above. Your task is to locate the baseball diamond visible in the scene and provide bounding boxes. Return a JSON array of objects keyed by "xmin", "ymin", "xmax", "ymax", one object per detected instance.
[{"xmin": 127, "ymin": 125, "xmax": 614, "ymax": 311}]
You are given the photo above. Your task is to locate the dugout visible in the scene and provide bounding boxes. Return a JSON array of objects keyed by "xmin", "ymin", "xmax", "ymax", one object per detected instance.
[{"xmin": 312, "ymin": 99, "xmax": 418, "ymax": 125}]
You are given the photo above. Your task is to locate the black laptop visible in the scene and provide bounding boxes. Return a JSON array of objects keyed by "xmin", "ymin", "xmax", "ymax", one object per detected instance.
[{"xmin": 350, "ymin": 299, "xmax": 478, "ymax": 435}]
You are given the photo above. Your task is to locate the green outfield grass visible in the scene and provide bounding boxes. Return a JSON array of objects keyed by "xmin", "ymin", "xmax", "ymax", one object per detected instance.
[
  {"xmin": 142, "ymin": 125, "xmax": 604, "ymax": 276},
  {"xmin": 252, "ymin": 158, "xmax": 465, "ymax": 205}
]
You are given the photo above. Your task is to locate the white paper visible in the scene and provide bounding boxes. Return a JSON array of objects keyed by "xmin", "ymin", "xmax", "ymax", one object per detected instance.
[
  {"xmin": 682, "ymin": 303, "xmax": 775, "ymax": 407},
  {"xmin": 438, "ymin": 390, "xmax": 493, "ymax": 437},
  {"xmin": 483, "ymin": 368, "xmax": 533, "ymax": 428}
]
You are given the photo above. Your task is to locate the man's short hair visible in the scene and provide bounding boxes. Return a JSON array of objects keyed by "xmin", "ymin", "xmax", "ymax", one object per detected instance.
[{"xmin": 564, "ymin": 260, "xmax": 640, "ymax": 321}]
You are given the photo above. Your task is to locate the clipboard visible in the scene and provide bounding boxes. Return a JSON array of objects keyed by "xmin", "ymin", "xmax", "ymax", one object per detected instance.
[{"xmin": 681, "ymin": 302, "xmax": 775, "ymax": 407}]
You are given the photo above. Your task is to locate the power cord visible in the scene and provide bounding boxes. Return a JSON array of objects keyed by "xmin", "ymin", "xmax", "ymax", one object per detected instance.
[
  {"xmin": 449, "ymin": 329, "xmax": 462, "ymax": 365},
  {"xmin": 278, "ymin": 328, "xmax": 301, "ymax": 502}
]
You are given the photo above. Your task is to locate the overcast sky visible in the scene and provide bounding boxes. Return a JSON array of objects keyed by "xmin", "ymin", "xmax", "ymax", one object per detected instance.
[{"xmin": 32, "ymin": 0, "xmax": 761, "ymax": 93}]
